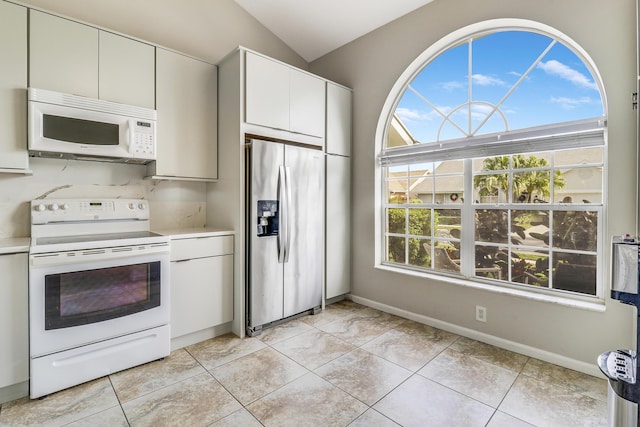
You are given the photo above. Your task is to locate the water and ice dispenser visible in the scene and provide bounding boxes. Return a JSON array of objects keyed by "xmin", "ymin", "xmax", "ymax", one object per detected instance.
[
  {"xmin": 257, "ymin": 200, "xmax": 279, "ymax": 237},
  {"xmin": 599, "ymin": 235, "xmax": 640, "ymax": 426}
]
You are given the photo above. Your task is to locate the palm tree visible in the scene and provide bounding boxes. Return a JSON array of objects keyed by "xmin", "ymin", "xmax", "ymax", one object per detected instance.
[{"xmin": 474, "ymin": 155, "xmax": 565, "ymax": 203}]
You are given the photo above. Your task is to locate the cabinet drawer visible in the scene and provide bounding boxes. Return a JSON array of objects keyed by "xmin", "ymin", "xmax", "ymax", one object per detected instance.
[{"xmin": 171, "ymin": 235, "xmax": 233, "ymax": 261}]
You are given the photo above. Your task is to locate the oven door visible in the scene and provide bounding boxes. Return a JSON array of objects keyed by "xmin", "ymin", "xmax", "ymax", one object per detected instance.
[{"xmin": 29, "ymin": 247, "xmax": 170, "ymax": 357}]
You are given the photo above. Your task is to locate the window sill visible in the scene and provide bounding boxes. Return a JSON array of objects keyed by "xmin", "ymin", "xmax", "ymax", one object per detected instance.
[{"xmin": 376, "ymin": 264, "xmax": 606, "ymax": 313}]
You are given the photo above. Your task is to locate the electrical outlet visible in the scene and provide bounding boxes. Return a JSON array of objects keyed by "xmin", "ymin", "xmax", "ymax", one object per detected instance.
[{"xmin": 476, "ymin": 305, "xmax": 487, "ymax": 322}]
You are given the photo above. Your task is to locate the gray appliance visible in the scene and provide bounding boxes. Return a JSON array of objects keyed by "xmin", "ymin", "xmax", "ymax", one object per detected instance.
[
  {"xmin": 245, "ymin": 138, "xmax": 324, "ymax": 336},
  {"xmin": 599, "ymin": 235, "xmax": 640, "ymax": 426}
]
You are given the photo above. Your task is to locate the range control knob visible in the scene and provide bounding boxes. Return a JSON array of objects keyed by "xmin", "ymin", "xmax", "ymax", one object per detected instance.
[
  {"xmin": 60, "ymin": 203, "xmax": 69, "ymax": 211},
  {"xmin": 128, "ymin": 202, "xmax": 135, "ymax": 210},
  {"xmin": 34, "ymin": 204, "xmax": 46, "ymax": 212},
  {"xmin": 48, "ymin": 203, "xmax": 59, "ymax": 211},
  {"xmin": 138, "ymin": 203, "xmax": 146, "ymax": 210}
]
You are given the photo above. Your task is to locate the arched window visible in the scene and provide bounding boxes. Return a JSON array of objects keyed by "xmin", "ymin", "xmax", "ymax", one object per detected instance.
[{"xmin": 378, "ymin": 20, "xmax": 606, "ymax": 298}]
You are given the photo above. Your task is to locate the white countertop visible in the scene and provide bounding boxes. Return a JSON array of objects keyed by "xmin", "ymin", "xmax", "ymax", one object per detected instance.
[
  {"xmin": 0, "ymin": 237, "xmax": 30, "ymax": 254},
  {"xmin": 154, "ymin": 227, "xmax": 235, "ymax": 240}
]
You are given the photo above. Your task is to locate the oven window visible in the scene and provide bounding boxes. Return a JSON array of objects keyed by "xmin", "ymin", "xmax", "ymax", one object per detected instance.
[
  {"xmin": 43, "ymin": 114, "xmax": 119, "ymax": 146},
  {"xmin": 44, "ymin": 262, "xmax": 161, "ymax": 330}
]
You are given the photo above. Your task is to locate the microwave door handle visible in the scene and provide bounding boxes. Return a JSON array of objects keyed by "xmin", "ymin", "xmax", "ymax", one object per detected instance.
[{"xmin": 128, "ymin": 120, "xmax": 136, "ymax": 155}]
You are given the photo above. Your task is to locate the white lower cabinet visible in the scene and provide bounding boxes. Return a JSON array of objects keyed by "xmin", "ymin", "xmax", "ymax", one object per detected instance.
[
  {"xmin": 0, "ymin": 252, "xmax": 28, "ymax": 389},
  {"xmin": 170, "ymin": 235, "xmax": 233, "ymax": 339}
]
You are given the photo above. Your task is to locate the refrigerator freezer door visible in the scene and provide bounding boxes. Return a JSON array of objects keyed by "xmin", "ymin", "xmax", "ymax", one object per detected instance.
[
  {"xmin": 248, "ymin": 140, "xmax": 285, "ymax": 328},
  {"xmin": 283, "ymin": 144, "xmax": 324, "ymax": 318}
]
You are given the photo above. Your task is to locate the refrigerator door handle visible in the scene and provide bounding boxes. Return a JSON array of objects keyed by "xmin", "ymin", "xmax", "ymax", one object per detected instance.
[
  {"xmin": 278, "ymin": 165, "xmax": 287, "ymax": 263},
  {"xmin": 284, "ymin": 166, "xmax": 292, "ymax": 263}
]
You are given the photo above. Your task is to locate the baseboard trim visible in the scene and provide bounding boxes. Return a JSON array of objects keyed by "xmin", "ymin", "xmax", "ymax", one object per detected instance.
[
  {"xmin": 347, "ymin": 294, "xmax": 603, "ymax": 378},
  {"xmin": 0, "ymin": 381, "xmax": 28, "ymax": 405},
  {"xmin": 170, "ymin": 322, "xmax": 232, "ymax": 351}
]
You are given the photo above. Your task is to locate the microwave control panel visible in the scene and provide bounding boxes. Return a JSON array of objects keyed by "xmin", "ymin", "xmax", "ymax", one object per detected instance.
[{"xmin": 131, "ymin": 120, "xmax": 155, "ymax": 158}]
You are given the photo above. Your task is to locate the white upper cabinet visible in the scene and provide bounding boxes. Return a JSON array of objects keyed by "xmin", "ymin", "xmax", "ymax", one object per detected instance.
[
  {"xmin": 0, "ymin": 1, "xmax": 29, "ymax": 172},
  {"xmin": 326, "ymin": 82, "xmax": 352, "ymax": 157},
  {"xmin": 29, "ymin": 10, "xmax": 155, "ymax": 108},
  {"xmin": 245, "ymin": 51, "xmax": 325, "ymax": 138},
  {"xmin": 245, "ymin": 52, "xmax": 290, "ymax": 132},
  {"xmin": 98, "ymin": 31, "xmax": 155, "ymax": 109},
  {"xmin": 290, "ymin": 70, "xmax": 325, "ymax": 137},
  {"xmin": 154, "ymin": 48, "xmax": 218, "ymax": 181},
  {"xmin": 30, "ymin": 10, "xmax": 98, "ymax": 98}
]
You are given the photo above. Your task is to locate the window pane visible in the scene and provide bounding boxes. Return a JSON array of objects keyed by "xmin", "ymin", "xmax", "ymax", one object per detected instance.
[
  {"xmin": 552, "ymin": 211, "xmax": 598, "ymax": 251},
  {"xmin": 409, "ymin": 238, "xmax": 431, "ymax": 268},
  {"xmin": 387, "ymin": 236, "xmax": 406, "ymax": 263},
  {"xmin": 555, "ymin": 147, "xmax": 603, "ymax": 167},
  {"xmin": 513, "ymin": 152, "xmax": 551, "ymax": 168},
  {"xmin": 473, "ymin": 173, "xmax": 509, "ymax": 204},
  {"xmin": 387, "ymin": 208, "xmax": 406, "ymax": 233},
  {"xmin": 434, "ymin": 243, "xmax": 460, "ymax": 274},
  {"xmin": 410, "ymin": 163, "xmax": 433, "ymax": 176},
  {"xmin": 408, "ymin": 208, "xmax": 432, "ymax": 236},
  {"xmin": 409, "ymin": 176, "xmax": 432, "ymax": 202},
  {"xmin": 512, "ymin": 170, "xmax": 551, "ymax": 203},
  {"xmin": 435, "ymin": 175, "xmax": 464, "ymax": 204},
  {"xmin": 511, "ymin": 250, "xmax": 549, "ymax": 288},
  {"xmin": 475, "ymin": 156, "xmax": 509, "ymax": 171},
  {"xmin": 436, "ymin": 208, "xmax": 461, "ymax": 239},
  {"xmin": 386, "ymin": 179, "xmax": 407, "ymax": 203},
  {"xmin": 475, "ymin": 209, "xmax": 508, "ymax": 244},
  {"xmin": 511, "ymin": 210, "xmax": 549, "ymax": 248},
  {"xmin": 475, "ymin": 244, "xmax": 507, "ymax": 280},
  {"xmin": 554, "ymin": 167, "xmax": 602, "ymax": 204},
  {"xmin": 553, "ymin": 255, "xmax": 597, "ymax": 295}
]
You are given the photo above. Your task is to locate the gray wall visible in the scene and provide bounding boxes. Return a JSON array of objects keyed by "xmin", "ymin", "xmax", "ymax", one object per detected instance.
[{"xmin": 311, "ymin": 0, "xmax": 637, "ymax": 370}]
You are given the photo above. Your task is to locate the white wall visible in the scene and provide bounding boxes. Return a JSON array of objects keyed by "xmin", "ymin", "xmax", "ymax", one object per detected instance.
[
  {"xmin": 310, "ymin": 0, "xmax": 637, "ymax": 371},
  {"xmin": 0, "ymin": 0, "xmax": 306, "ymax": 239}
]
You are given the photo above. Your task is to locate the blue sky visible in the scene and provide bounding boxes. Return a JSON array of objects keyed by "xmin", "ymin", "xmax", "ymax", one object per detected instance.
[{"xmin": 394, "ymin": 31, "xmax": 604, "ymax": 144}]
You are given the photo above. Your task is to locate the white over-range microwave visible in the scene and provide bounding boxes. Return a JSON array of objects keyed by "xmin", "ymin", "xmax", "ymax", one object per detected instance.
[{"xmin": 28, "ymin": 88, "xmax": 157, "ymax": 164}]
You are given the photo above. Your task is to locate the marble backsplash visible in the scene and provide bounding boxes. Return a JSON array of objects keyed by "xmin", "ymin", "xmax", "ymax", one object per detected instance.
[{"xmin": 0, "ymin": 157, "xmax": 207, "ymax": 238}]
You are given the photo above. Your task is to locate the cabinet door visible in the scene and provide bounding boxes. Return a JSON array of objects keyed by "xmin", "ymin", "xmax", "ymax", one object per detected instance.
[
  {"xmin": 326, "ymin": 83, "xmax": 352, "ymax": 156},
  {"xmin": 326, "ymin": 154, "xmax": 351, "ymax": 298},
  {"xmin": 0, "ymin": 1, "xmax": 28, "ymax": 171},
  {"xmin": 0, "ymin": 253, "xmax": 28, "ymax": 388},
  {"xmin": 99, "ymin": 31, "xmax": 155, "ymax": 108},
  {"xmin": 290, "ymin": 70, "xmax": 325, "ymax": 137},
  {"xmin": 29, "ymin": 10, "xmax": 98, "ymax": 98},
  {"xmin": 245, "ymin": 52, "xmax": 290, "ymax": 131},
  {"xmin": 156, "ymin": 49, "xmax": 217, "ymax": 180},
  {"xmin": 170, "ymin": 255, "xmax": 233, "ymax": 338}
]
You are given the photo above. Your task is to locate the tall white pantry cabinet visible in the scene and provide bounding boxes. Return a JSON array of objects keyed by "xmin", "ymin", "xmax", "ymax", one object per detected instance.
[
  {"xmin": 325, "ymin": 83, "xmax": 352, "ymax": 299},
  {"xmin": 212, "ymin": 48, "xmax": 352, "ymax": 337}
]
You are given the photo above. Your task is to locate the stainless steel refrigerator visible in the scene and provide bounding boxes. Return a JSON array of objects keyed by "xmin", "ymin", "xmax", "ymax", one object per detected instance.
[{"xmin": 245, "ymin": 138, "xmax": 324, "ymax": 336}]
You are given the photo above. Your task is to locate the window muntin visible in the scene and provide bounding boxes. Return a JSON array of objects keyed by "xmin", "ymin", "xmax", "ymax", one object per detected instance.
[{"xmin": 380, "ymin": 26, "xmax": 605, "ymax": 298}]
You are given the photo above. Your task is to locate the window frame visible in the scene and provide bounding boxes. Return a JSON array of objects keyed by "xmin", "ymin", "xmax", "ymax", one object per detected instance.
[{"xmin": 374, "ymin": 19, "xmax": 607, "ymax": 302}]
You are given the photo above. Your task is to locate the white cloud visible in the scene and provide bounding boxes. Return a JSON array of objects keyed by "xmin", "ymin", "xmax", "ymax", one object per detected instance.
[
  {"xmin": 550, "ymin": 96, "xmax": 594, "ymax": 109},
  {"xmin": 395, "ymin": 107, "xmax": 434, "ymax": 122},
  {"xmin": 537, "ymin": 60, "xmax": 598, "ymax": 90},
  {"xmin": 472, "ymin": 74, "xmax": 505, "ymax": 86},
  {"xmin": 441, "ymin": 80, "xmax": 464, "ymax": 91}
]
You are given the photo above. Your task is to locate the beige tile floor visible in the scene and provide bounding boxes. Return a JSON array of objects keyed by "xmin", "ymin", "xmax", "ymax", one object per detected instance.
[{"xmin": 0, "ymin": 300, "xmax": 608, "ymax": 426}]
